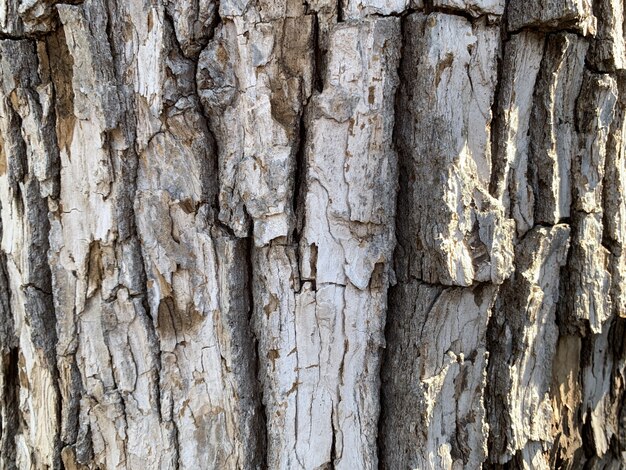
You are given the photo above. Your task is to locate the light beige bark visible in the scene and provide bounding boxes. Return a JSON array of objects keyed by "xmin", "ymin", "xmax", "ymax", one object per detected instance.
[{"xmin": 0, "ymin": 1, "xmax": 625, "ymax": 469}]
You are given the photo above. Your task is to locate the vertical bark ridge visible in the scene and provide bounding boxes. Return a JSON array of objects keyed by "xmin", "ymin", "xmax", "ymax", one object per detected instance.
[
  {"xmin": 382, "ymin": 6, "xmax": 512, "ymax": 469},
  {"xmin": 0, "ymin": 36, "xmax": 63, "ymax": 469},
  {"xmin": 0, "ymin": 215, "xmax": 18, "ymax": 469}
]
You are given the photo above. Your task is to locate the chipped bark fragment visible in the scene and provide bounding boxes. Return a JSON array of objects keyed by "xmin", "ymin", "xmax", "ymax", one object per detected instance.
[
  {"xmin": 342, "ymin": 0, "xmax": 412, "ymax": 19},
  {"xmin": 507, "ymin": 0, "xmax": 596, "ymax": 34},
  {"xmin": 0, "ymin": 0, "xmax": 66, "ymax": 37},
  {"xmin": 432, "ymin": 0, "xmax": 505, "ymax": 17}
]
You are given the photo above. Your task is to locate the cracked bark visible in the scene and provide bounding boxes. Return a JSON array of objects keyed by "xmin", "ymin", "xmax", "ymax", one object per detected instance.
[{"xmin": 0, "ymin": 0, "xmax": 625, "ymax": 469}]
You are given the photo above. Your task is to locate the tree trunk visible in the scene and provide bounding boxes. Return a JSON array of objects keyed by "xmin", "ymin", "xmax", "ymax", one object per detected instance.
[{"xmin": 0, "ymin": 0, "xmax": 624, "ymax": 468}]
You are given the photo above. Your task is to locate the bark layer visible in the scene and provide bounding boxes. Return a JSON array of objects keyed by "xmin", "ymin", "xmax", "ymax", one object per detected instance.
[{"xmin": 0, "ymin": 0, "xmax": 625, "ymax": 469}]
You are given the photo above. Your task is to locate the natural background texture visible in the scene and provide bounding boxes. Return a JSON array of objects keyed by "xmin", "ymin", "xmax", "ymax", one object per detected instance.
[{"xmin": 0, "ymin": 0, "xmax": 625, "ymax": 469}]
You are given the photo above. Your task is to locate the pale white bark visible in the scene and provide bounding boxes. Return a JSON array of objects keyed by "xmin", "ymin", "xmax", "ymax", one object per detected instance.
[{"xmin": 0, "ymin": 1, "xmax": 625, "ymax": 469}]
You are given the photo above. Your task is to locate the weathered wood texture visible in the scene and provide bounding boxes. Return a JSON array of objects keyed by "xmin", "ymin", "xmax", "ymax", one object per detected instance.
[{"xmin": 0, "ymin": 0, "xmax": 625, "ymax": 469}]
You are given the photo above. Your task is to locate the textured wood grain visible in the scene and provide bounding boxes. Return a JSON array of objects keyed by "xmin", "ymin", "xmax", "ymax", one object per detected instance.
[{"xmin": 0, "ymin": 1, "xmax": 625, "ymax": 469}]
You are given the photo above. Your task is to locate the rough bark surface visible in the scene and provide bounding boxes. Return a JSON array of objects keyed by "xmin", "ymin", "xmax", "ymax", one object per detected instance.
[{"xmin": 0, "ymin": 0, "xmax": 625, "ymax": 469}]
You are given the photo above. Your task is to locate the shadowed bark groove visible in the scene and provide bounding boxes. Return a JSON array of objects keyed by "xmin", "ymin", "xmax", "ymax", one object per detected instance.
[{"xmin": 0, "ymin": 0, "xmax": 624, "ymax": 469}]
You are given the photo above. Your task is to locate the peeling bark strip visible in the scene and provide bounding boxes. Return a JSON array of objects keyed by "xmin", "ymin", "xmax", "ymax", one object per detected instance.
[{"xmin": 0, "ymin": 0, "xmax": 625, "ymax": 469}]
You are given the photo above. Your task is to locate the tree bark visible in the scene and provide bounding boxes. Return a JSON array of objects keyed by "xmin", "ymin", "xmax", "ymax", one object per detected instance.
[{"xmin": 0, "ymin": 0, "xmax": 624, "ymax": 469}]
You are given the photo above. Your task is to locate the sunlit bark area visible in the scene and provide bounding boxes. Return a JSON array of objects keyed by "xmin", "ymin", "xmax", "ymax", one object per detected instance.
[{"xmin": 0, "ymin": 0, "xmax": 625, "ymax": 468}]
